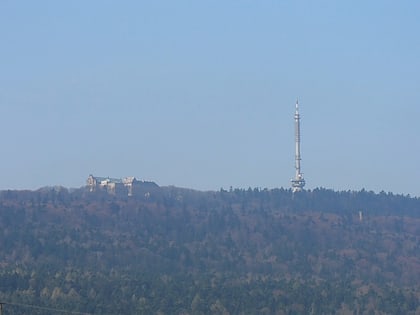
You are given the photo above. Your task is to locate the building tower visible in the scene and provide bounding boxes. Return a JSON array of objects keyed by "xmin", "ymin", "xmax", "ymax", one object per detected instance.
[{"xmin": 291, "ymin": 99, "xmax": 306, "ymax": 192}]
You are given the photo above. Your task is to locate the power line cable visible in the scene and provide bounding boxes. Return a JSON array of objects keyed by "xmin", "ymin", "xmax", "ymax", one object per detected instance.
[{"xmin": 0, "ymin": 301, "xmax": 93, "ymax": 315}]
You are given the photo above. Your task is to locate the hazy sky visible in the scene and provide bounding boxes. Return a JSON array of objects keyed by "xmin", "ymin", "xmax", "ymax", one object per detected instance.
[{"xmin": 1, "ymin": 1, "xmax": 419, "ymax": 196}]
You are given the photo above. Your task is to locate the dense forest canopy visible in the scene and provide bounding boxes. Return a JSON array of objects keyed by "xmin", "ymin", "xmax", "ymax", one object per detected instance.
[{"xmin": 0, "ymin": 185, "xmax": 418, "ymax": 314}]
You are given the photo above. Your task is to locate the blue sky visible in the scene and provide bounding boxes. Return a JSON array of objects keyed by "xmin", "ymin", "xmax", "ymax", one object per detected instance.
[{"xmin": 1, "ymin": 1, "xmax": 419, "ymax": 195}]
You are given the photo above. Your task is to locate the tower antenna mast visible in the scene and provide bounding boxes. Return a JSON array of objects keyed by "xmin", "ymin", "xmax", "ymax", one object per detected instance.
[{"xmin": 291, "ymin": 99, "xmax": 305, "ymax": 192}]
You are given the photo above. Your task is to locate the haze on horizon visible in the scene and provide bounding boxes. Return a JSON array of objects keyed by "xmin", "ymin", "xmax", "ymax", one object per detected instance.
[{"xmin": 1, "ymin": 1, "xmax": 419, "ymax": 196}]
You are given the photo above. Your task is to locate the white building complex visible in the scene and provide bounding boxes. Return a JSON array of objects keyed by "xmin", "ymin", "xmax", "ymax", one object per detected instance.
[{"xmin": 86, "ymin": 175, "xmax": 147, "ymax": 196}]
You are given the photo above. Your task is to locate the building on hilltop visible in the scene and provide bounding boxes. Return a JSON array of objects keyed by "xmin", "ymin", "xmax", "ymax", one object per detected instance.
[{"xmin": 86, "ymin": 174, "xmax": 152, "ymax": 196}]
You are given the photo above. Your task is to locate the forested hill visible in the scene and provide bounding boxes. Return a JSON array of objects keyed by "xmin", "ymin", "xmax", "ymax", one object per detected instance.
[{"xmin": 0, "ymin": 186, "xmax": 419, "ymax": 314}]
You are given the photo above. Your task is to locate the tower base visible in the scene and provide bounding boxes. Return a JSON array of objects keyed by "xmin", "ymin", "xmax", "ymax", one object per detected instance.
[{"xmin": 291, "ymin": 177, "xmax": 305, "ymax": 192}]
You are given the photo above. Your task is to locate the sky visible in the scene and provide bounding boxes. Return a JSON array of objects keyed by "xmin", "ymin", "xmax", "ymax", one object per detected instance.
[{"xmin": 0, "ymin": 1, "xmax": 419, "ymax": 196}]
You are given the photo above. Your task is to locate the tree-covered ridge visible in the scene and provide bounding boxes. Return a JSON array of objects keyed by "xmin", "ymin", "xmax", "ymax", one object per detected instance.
[{"xmin": 0, "ymin": 187, "xmax": 418, "ymax": 314}]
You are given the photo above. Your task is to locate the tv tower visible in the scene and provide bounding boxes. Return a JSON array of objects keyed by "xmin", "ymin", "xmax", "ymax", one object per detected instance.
[{"xmin": 291, "ymin": 99, "xmax": 305, "ymax": 192}]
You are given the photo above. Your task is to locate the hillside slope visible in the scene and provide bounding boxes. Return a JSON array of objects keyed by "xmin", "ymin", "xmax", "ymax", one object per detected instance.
[{"xmin": 0, "ymin": 187, "xmax": 418, "ymax": 314}]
